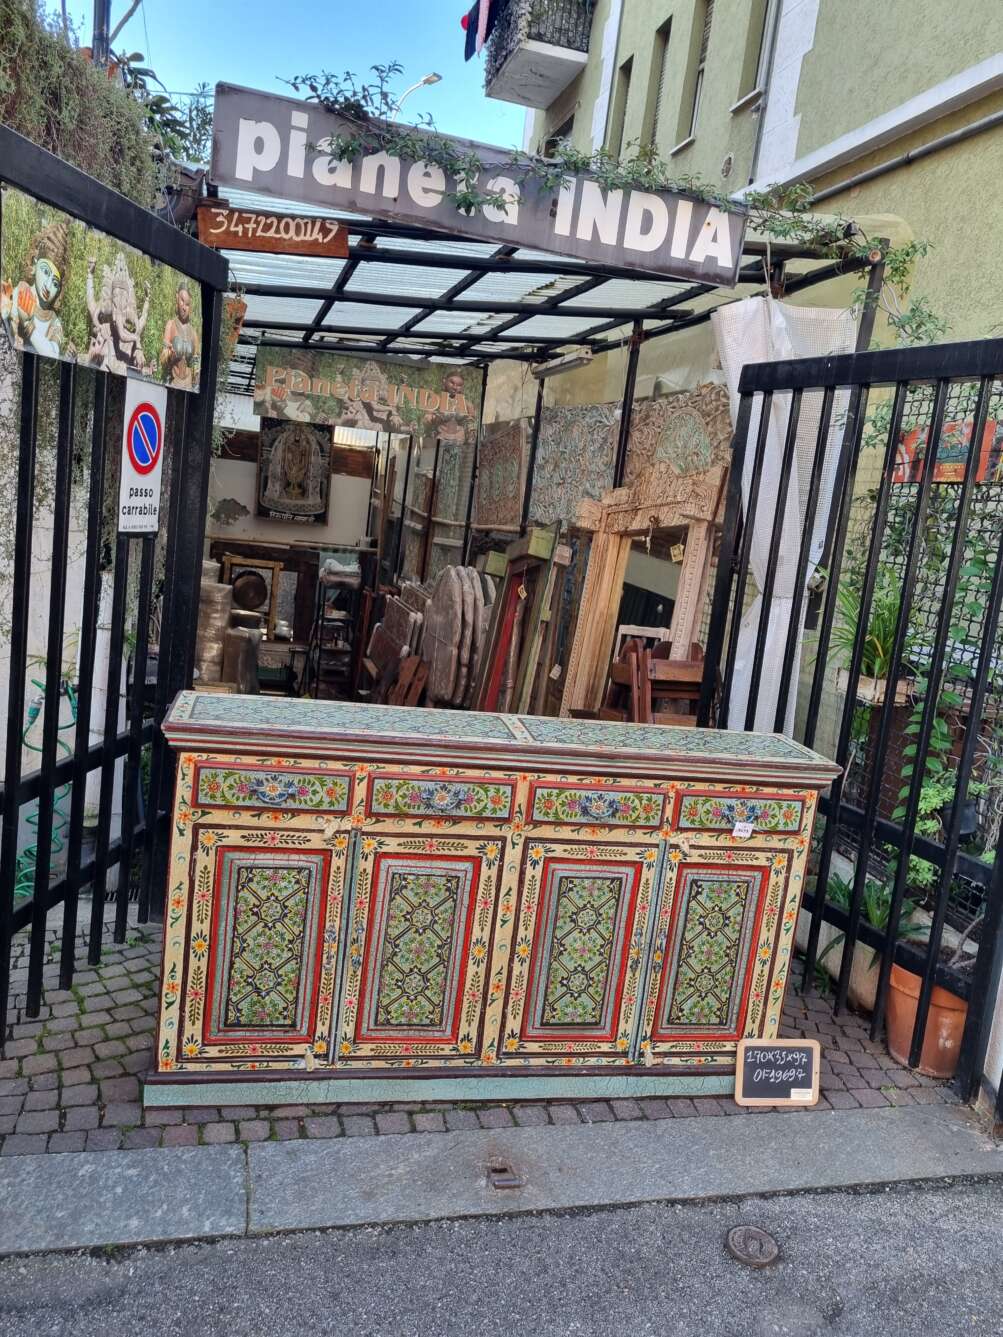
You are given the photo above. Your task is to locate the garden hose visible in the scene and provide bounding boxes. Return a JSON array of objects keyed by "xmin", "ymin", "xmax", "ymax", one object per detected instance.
[{"xmin": 13, "ymin": 679, "xmax": 77, "ymax": 901}]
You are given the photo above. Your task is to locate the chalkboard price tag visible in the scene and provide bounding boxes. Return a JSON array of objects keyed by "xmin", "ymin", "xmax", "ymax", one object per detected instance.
[{"xmin": 734, "ymin": 1039, "xmax": 821, "ymax": 1107}]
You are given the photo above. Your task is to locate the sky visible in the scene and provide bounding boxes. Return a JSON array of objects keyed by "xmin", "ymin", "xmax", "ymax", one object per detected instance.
[{"xmin": 63, "ymin": 0, "xmax": 526, "ymax": 148}]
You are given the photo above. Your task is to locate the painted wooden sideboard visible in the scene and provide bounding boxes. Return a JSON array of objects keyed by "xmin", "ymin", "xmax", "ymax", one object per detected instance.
[{"xmin": 146, "ymin": 693, "xmax": 838, "ymax": 1105}]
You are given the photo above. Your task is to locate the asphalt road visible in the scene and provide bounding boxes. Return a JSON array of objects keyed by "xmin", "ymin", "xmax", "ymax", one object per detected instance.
[{"xmin": 1, "ymin": 1179, "xmax": 1001, "ymax": 1337}]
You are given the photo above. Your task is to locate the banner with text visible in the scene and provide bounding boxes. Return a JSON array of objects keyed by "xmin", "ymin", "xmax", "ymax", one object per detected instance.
[
  {"xmin": 211, "ymin": 83, "xmax": 747, "ymax": 287},
  {"xmin": 253, "ymin": 346, "xmax": 482, "ymax": 441}
]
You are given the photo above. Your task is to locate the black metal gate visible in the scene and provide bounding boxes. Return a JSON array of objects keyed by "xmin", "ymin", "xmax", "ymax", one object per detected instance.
[
  {"xmin": 0, "ymin": 127, "xmax": 228, "ymax": 1047},
  {"xmin": 699, "ymin": 338, "xmax": 1003, "ymax": 1108}
]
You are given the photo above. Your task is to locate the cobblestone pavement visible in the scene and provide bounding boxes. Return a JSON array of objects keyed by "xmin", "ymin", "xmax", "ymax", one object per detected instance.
[{"xmin": 0, "ymin": 909, "xmax": 959, "ymax": 1157}]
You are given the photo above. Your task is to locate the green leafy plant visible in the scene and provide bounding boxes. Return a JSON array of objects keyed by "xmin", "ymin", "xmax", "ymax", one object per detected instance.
[
  {"xmin": 829, "ymin": 567, "xmax": 904, "ymax": 680},
  {"xmin": 818, "ymin": 872, "xmax": 927, "ymax": 969}
]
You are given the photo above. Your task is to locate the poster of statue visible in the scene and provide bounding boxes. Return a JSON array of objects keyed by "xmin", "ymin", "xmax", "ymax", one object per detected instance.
[
  {"xmin": 256, "ymin": 417, "xmax": 332, "ymax": 524},
  {"xmin": 253, "ymin": 346, "xmax": 481, "ymax": 441},
  {"xmin": 0, "ymin": 185, "xmax": 202, "ymax": 392}
]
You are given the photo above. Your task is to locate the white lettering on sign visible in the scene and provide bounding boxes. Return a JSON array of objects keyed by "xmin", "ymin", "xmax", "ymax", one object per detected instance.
[
  {"xmin": 118, "ymin": 380, "xmax": 167, "ymax": 535},
  {"xmin": 212, "ymin": 85, "xmax": 749, "ymax": 286}
]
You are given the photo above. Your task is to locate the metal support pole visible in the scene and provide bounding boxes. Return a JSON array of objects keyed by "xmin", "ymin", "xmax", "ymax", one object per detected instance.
[
  {"xmin": 92, "ymin": 0, "xmax": 111, "ymax": 67},
  {"xmin": 521, "ymin": 377, "xmax": 545, "ymax": 535},
  {"xmin": 391, "ymin": 435, "xmax": 414, "ymax": 584},
  {"xmin": 612, "ymin": 320, "xmax": 644, "ymax": 488},
  {"xmin": 462, "ymin": 364, "xmax": 489, "ymax": 565},
  {"xmin": 420, "ymin": 439, "xmax": 442, "ymax": 583}
]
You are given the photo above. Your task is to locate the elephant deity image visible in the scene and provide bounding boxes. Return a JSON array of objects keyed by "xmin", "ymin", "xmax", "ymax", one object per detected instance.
[
  {"xmin": 86, "ymin": 251, "xmax": 151, "ymax": 375},
  {"xmin": 338, "ymin": 359, "xmax": 406, "ymax": 434},
  {"xmin": 159, "ymin": 281, "xmax": 201, "ymax": 389},
  {"xmin": 0, "ymin": 217, "xmax": 71, "ymax": 359},
  {"xmin": 257, "ymin": 418, "xmax": 332, "ymax": 523}
]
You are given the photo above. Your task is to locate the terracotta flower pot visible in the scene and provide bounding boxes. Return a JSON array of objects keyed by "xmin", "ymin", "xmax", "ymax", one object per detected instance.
[{"xmin": 885, "ymin": 963, "xmax": 967, "ymax": 1078}]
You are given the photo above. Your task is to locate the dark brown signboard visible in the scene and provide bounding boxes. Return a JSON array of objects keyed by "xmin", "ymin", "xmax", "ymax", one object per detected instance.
[
  {"xmin": 210, "ymin": 83, "xmax": 748, "ymax": 287},
  {"xmin": 196, "ymin": 204, "xmax": 349, "ymax": 257}
]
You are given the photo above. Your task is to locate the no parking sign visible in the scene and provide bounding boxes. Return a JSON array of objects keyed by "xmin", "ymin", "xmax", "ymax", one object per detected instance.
[{"xmin": 118, "ymin": 380, "xmax": 167, "ymax": 533}]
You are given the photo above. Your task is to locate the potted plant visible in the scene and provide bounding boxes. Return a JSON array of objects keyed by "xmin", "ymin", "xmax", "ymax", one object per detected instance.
[{"xmin": 815, "ymin": 872, "xmax": 926, "ymax": 1013}]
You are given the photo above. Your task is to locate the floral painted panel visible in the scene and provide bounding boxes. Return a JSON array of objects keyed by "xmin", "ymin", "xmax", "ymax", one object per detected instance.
[
  {"xmin": 661, "ymin": 869, "xmax": 763, "ymax": 1029},
  {"xmin": 499, "ymin": 841, "xmax": 656, "ymax": 1062},
  {"xmin": 369, "ymin": 775, "xmax": 515, "ymax": 821},
  {"xmin": 517, "ymin": 714, "xmax": 825, "ymax": 763},
  {"xmin": 528, "ymin": 402, "xmax": 619, "ymax": 526},
  {"xmin": 477, "ymin": 418, "xmax": 527, "ymax": 530},
  {"xmin": 207, "ymin": 848, "xmax": 328, "ymax": 1044},
  {"xmin": 336, "ymin": 836, "xmax": 507, "ymax": 1064},
  {"xmin": 196, "ymin": 764, "xmax": 351, "ymax": 813},
  {"xmin": 529, "ymin": 783, "xmax": 664, "ymax": 828},
  {"xmin": 675, "ymin": 793, "xmax": 806, "ymax": 834}
]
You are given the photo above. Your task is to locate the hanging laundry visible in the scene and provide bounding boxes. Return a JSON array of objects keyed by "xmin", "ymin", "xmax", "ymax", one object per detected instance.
[{"xmin": 462, "ymin": 0, "xmax": 501, "ymax": 61}]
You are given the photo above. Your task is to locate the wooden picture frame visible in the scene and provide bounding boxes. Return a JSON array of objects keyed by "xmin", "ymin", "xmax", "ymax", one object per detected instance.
[
  {"xmin": 221, "ymin": 554, "xmax": 283, "ymax": 640},
  {"xmin": 733, "ymin": 1038, "xmax": 821, "ymax": 1107}
]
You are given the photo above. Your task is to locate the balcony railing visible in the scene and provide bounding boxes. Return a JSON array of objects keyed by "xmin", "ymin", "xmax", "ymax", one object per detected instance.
[{"xmin": 485, "ymin": 0, "xmax": 596, "ymax": 109}]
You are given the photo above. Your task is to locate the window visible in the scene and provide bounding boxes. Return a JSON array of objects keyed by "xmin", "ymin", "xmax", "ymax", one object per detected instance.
[
  {"xmin": 608, "ymin": 57, "xmax": 632, "ymax": 160},
  {"xmin": 754, "ymin": 0, "xmax": 778, "ymax": 91},
  {"xmin": 647, "ymin": 20, "xmax": 672, "ymax": 147},
  {"xmin": 688, "ymin": 0, "xmax": 714, "ymax": 139},
  {"xmin": 543, "ymin": 114, "xmax": 575, "ymax": 159}
]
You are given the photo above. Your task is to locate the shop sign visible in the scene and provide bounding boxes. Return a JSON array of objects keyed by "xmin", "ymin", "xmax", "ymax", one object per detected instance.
[
  {"xmin": 211, "ymin": 83, "xmax": 747, "ymax": 287},
  {"xmin": 0, "ymin": 185, "xmax": 203, "ymax": 392},
  {"xmin": 118, "ymin": 380, "xmax": 167, "ymax": 533},
  {"xmin": 253, "ymin": 345, "xmax": 482, "ymax": 441},
  {"xmin": 197, "ymin": 204, "xmax": 349, "ymax": 257}
]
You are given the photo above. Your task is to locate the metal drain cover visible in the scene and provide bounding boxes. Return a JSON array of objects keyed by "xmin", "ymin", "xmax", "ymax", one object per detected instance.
[
  {"xmin": 487, "ymin": 1162, "xmax": 523, "ymax": 1190},
  {"xmin": 725, "ymin": 1225, "xmax": 780, "ymax": 1268}
]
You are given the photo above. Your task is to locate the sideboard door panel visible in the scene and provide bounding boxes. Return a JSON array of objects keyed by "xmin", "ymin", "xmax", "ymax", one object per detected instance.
[
  {"xmin": 640, "ymin": 846, "xmax": 798, "ymax": 1065},
  {"xmin": 158, "ymin": 824, "xmax": 349, "ymax": 1073},
  {"xmin": 333, "ymin": 833, "xmax": 510, "ymax": 1067},
  {"xmin": 496, "ymin": 839, "xmax": 659, "ymax": 1064}
]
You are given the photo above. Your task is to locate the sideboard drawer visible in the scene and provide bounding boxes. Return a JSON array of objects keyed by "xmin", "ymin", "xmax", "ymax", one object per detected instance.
[
  {"xmin": 193, "ymin": 760, "xmax": 353, "ymax": 815},
  {"xmin": 673, "ymin": 790, "xmax": 809, "ymax": 835},
  {"xmin": 527, "ymin": 781, "xmax": 666, "ymax": 830},
  {"xmin": 365, "ymin": 772, "xmax": 516, "ymax": 822}
]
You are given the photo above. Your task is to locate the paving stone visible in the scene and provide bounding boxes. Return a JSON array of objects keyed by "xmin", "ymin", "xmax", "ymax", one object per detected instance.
[
  {"xmin": 202, "ymin": 1123, "xmax": 237, "ymax": 1145},
  {"xmin": 47, "ymin": 1132, "xmax": 88, "ymax": 1154},
  {"xmin": 183, "ymin": 1108, "xmax": 220, "ymax": 1125},
  {"xmin": 219, "ymin": 1105, "xmax": 258, "ymax": 1120},
  {"xmin": 43, "ymin": 1016, "xmax": 78, "ymax": 1035},
  {"xmin": 144, "ymin": 1108, "xmax": 183, "ymax": 1126},
  {"xmin": 0, "ymin": 1079, "xmax": 29, "ymax": 1097},
  {"xmin": 0, "ymin": 1095, "xmax": 24, "ymax": 1116},
  {"xmin": 610, "ymin": 1099, "xmax": 642, "ymax": 1121},
  {"xmin": 111, "ymin": 1005, "xmax": 143, "ymax": 1021},
  {"xmin": 59, "ymin": 1066, "xmax": 91, "ymax": 1088},
  {"xmin": 16, "ymin": 1110, "xmax": 59, "ymax": 1134},
  {"xmin": 413, "ymin": 1112, "xmax": 446, "ymax": 1133},
  {"xmin": 272, "ymin": 1105, "xmax": 309, "ymax": 1118},
  {"xmin": 94, "ymin": 1039, "xmax": 128, "ymax": 1059},
  {"xmin": 638, "ymin": 1099, "xmax": 673, "ymax": 1121},
  {"xmin": 48, "ymin": 1002, "xmax": 79, "ymax": 1019},
  {"xmin": 100, "ymin": 1076, "xmax": 140, "ymax": 1103},
  {"xmin": 40, "ymin": 1034, "xmax": 75, "ymax": 1054},
  {"xmin": 825, "ymin": 1090, "xmax": 862, "ymax": 1109},
  {"xmin": 102, "ymin": 1102, "xmax": 142, "ymax": 1127},
  {"xmin": 59, "ymin": 1047, "xmax": 95, "ymax": 1070},
  {"xmin": 124, "ymin": 1032, "xmax": 154, "ymax": 1052},
  {"xmin": 104, "ymin": 1020, "xmax": 132, "ymax": 1039},
  {"xmin": 60, "ymin": 1083, "xmax": 99, "ymax": 1108},
  {"xmin": 272, "ymin": 1120, "xmax": 301, "ymax": 1141},
  {"xmin": 692, "ymin": 1098, "xmax": 727, "ymax": 1116},
  {"xmin": 23, "ymin": 1090, "xmax": 57, "ymax": 1112},
  {"xmin": 0, "ymin": 1117, "xmax": 19, "ymax": 1134},
  {"xmin": 476, "ymin": 1107, "xmax": 513, "ymax": 1130},
  {"xmin": 882, "ymin": 1086, "xmax": 916, "ymax": 1106},
  {"xmin": 63, "ymin": 1107, "xmax": 100, "ymax": 1131},
  {"xmin": 574, "ymin": 1102, "xmax": 613, "ymax": 1124},
  {"xmin": 513, "ymin": 1105, "xmax": 551, "ymax": 1127},
  {"xmin": 74, "ymin": 1028, "xmax": 107, "ymax": 1047},
  {"xmin": 111, "ymin": 989, "xmax": 144, "ymax": 1006},
  {"xmin": 85, "ymin": 1129, "xmax": 123, "ymax": 1151},
  {"xmin": 0, "ymin": 1135, "xmax": 48, "ymax": 1156},
  {"xmin": 20, "ymin": 1055, "xmax": 57, "ymax": 1076},
  {"xmin": 342, "ymin": 1115, "xmax": 376, "ymax": 1137},
  {"xmin": 444, "ymin": 1109, "xmax": 479, "ymax": 1132},
  {"xmin": 161, "ymin": 1124, "xmax": 199, "ymax": 1147},
  {"xmin": 305, "ymin": 1117, "xmax": 342, "ymax": 1139},
  {"xmin": 852, "ymin": 1087, "xmax": 891, "ymax": 1109},
  {"xmin": 80, "ymin": 1010, "xmax": 113, "ymax": 1026},
  {"xmin": 886, "ymin": 1068, "xmax": 921, "ymax": 1089},
  {"xmin": 239, "ymin": 1120, "xmax": 271, "ymax": 1143},
  {"xmin": 122, "ymin": 1128, "xmax": 163, "ymax": 1150},
  {"xmin": 0, "ymin": 1061, "xmax": 19, "ymax": 1080},
  {"xmin": 91, "ymin": 1059, "xmax": 125, "ymax": 1080},
  {"xmin": 376, "ymin": 1112, "xmax": 412, "ymax": 1135},
  {"xmin": 909, "ymin": 1086, "xmax": 946, "ymax": 1105},
  {"xmin": 820, "ymin": 1073, "xmax": 847, "ymax": 1091},
  {"xmin": 547, "ymin": 1104, "xmax": 581, "ymax": 1126},
  {"xmin": 667, "ymin": 1098, "xmax": 697, "ymax": 1117}
]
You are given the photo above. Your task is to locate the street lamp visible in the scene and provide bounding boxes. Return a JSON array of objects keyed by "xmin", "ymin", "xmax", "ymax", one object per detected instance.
[{"xmin": 392, "ymin": 73, "xmax": 442, "ymax": 121}]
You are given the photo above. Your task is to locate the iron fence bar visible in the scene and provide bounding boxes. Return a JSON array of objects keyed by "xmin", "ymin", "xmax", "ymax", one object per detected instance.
[
  {"xmin": 25, "ymin": 363, "xmax": 77, "ymax": 1016},
  {"xmin": 744, "ymin": 388, "xmax": 803, "ymax": 730},
  {"xmin": 13, "ymin": 830, "xmax": 147, "ymax": 935},
  {"xmin": 736, "ymin": 337, "xmax": 1003, "ymax": 395},
  {"xmin": 821, "ymin": 791, "xmax": 992, "ymax": 885},
  {"xmin": 114, "ymin": 534, "xmax": 155, "ymax": 944},
  {"xmin": 772, "ymin": 386, "xmax": 836, "ymax": 731},
  {"xmin": 860, "ymin": 378, "xmax": 955, "ymax": 1034},
  {"xmin": 521, "ymin": 378, "xmax": 546, "ymax": 534},
  {"xmin": 0, "ymin": 353, "xmax": 39, "ymax": 1048},
  {"xmin": 903, "ymin": 377, "xmax": 995, "ymax": 1066},
  {"xmin": 825, "ymin": 381, "xmax": 910, "ymax": 1012},
  {"xmin": 800, "ymin": 384, "xmax": 869, "ymax": 750},
  {"xmin": 391, "ymin": 435, "xmax": 414, "ymax": 583},
  {"xmin": 59, "ymin": 374, "xmax": 110, "ymax": 987},
  {"xmin": 798, "ymin": 383, "xmax": 870, "ymax": 984},
  {"xmin": 7, "ymin": 724, "xmax": 154, "ymax": 809},
  {"xmin": 462, "ymin": 365, "xmax": 490, "ymax": 564},
  {"xmin": 697, "ymin": 393, "xmax": 753, "ymax": 726},
  {"xmin": 720, "ymin": 392, "xmax": 773, "ymax": 723},
  {"xmin": 87, "ymin": 534, "xmax": 130, "ymax": 965},
  {"xmin": 947, "ymin": 472, "xmax": 1003, "ymax": 1099},
  {"xmin": 142, "ymin": 391, "xmax": 191, "ymax": 924},
  {"xmin": 420, "ymin": 439, "xmax": 442, "ymax": 584}
]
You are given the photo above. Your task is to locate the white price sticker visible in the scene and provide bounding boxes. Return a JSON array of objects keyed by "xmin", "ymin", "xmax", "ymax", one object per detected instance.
[
  {"xmin": 732, "ymin": 821, "xmax": 754, "ymax": 840},
  {"xmin": 791, "ymin": 1088, "xmax": 813, "ymax": 1101}
]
